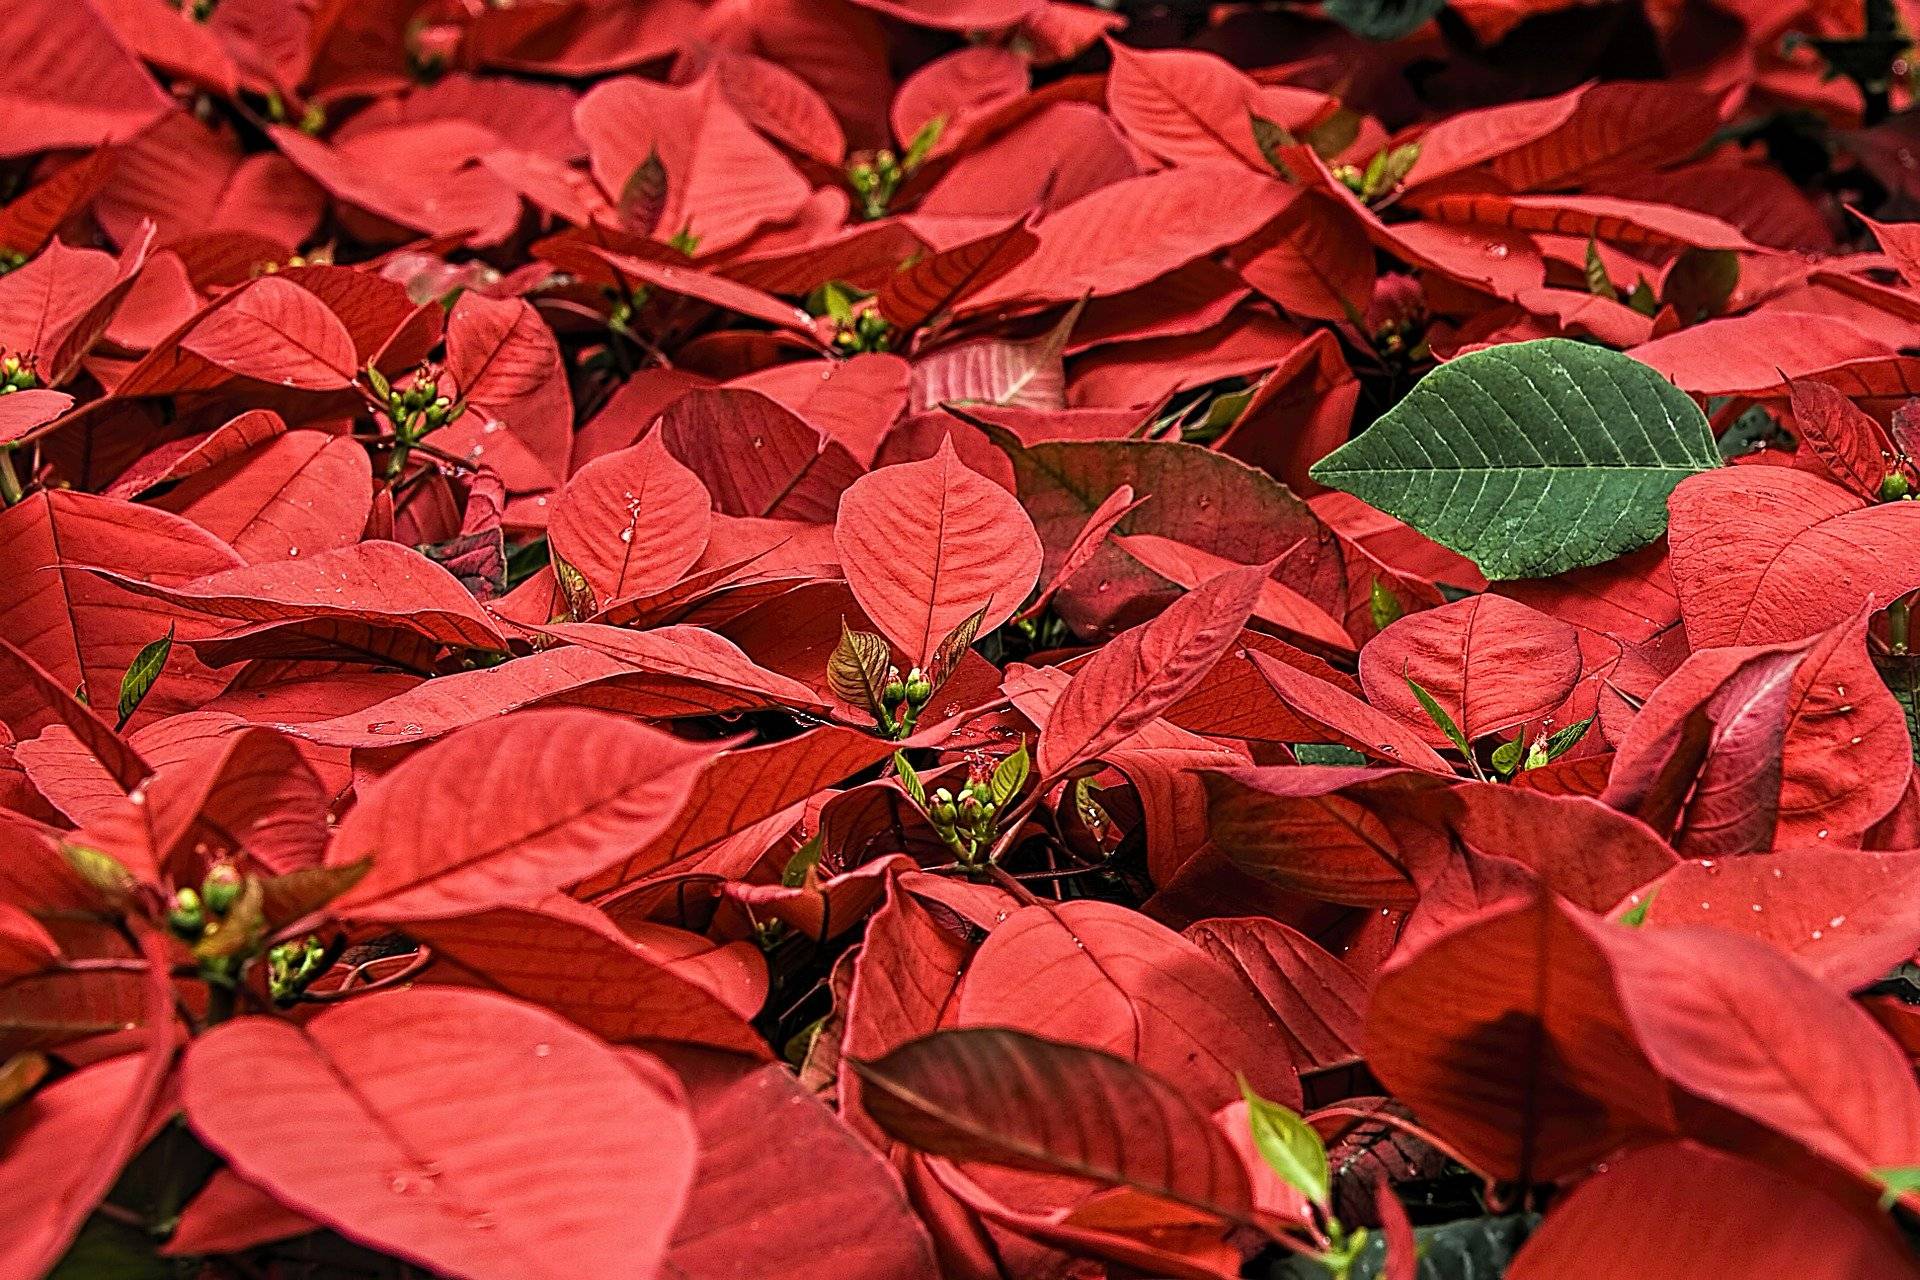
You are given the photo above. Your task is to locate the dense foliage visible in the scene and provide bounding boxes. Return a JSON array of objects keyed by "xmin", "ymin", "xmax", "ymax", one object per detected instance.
[{"xmin": 8, "ymin": 0, "xmax": 1920, "ymax": 1276}]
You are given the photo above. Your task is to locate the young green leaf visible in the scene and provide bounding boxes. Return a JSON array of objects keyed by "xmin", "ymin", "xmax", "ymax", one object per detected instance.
[
  {"xmin": 1406, "ymin": 675, "xmax": 1472, "ymax": 758},
  {"xmin": 782, "ymin": 834, "xmax": 825, "ymax": 889},
  {"xmin": 1617, "ymin": 888, "xmax": 1657, "ymax": 928},
  {"xmin": 989, "ymin": 740, "xmax": 1029, "ymax": 808},
  {"xmin": 1491, "ymin": 734, "xmax": 1525, "ymax": 778},
  {"xmin": 1309, "ymin": 339, "xmax": 1720, "ymax": 580},
  {"xmin": 1369, "ymin": 578, "xmax": 1404, "ymax": 632},
  {"xmin": 1539, "ymin": 716, "xmax": 1595, "ymax": 763},
  {"xmin": 903, "ymin": 116, "xmax": 945, "ymax": 172},
  {"xmin": 114, "ymin": 625, "xmax": 173, "ymax": 731},
  {"xmin": 893, "ymin": 751, "xmax": 928, "ymax": 811},
  {"xmin": 1875, "ymin": 1166, "xmax": 1920, "ymax": 1209},
  {"xmin": 1584, "ymin": 238, "xmax": 1617, "ymax": 301},
  {"xmin": 1239, "ymin": 1078, "xmax": 1331, "ymax": 1210}
]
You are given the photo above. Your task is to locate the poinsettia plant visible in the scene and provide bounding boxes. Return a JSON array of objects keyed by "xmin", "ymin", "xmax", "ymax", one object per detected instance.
[{"xmin": 11, "ymin": 0, "xmax": 1920, "ymax": 1277}]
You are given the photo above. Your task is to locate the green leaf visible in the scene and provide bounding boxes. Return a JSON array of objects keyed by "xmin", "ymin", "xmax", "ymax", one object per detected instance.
[
  {"xmin": 1249, "ymin": 114, "xmax": 1297, "ymax": 180},
  {"xmin": 115, "ymin": 625, "xmax": 173, "ymax": 731},
  {"xmin": 1617, "ymin": 888, "xmax": 1657, "ymax": 928},
  {"xmin": 1309, "ymin": 339, "xmax": 1720, "ymax": 580},
  {"xmin": 828, "ymin": 623, "xmax": 894, "ymax": 719},
  {"xmin": 989, "ymin": 740, "xmax": 1029, "ymax": 808},
  {"xmin": 1626, "ymin": 279, "xmax": 1659, "ymax": 316},
  {"xmin": 904, "ymin": 115, "xmax": 945, "ymax": 172},
  {"xmin": 1584, "ymin": 238, "xmax": 1617, "ymax": 301},
  {"xmin": 1239, "ymin": 1078, "xmax": 1330, "ymax": 1210},
  {"xmin": 1539, "ymin": 716, "xmax": 1594, "ymax": 763},
  {"xmin": 1875, "ymin": 1166, "xmax": 1920, "ymax": 1209},
  {"xmin": 1369, "ymin": 578, "xmax": 1404, "ymax": 632},
  {"xmin": 1406, "ymin": 676, "xmax": 1472, "ymax": 757},
  {"xmin": 782, "ymin": 834, "xmax": 824, "ymax": 889},
  {"xmin": 1491, "ymin": 735, "xmax": 1524, "ymax": 777},
  {"xmin": 1292, "ymin": 743, "xmax": 1369, "ymax": 766},
  {"xmin": 893, "ymin": 752, "xmax": 928, "ymax": 811},
  {"xmin": 1322, "ymin": 0, "xmax": 1447, "ymax": 42}
]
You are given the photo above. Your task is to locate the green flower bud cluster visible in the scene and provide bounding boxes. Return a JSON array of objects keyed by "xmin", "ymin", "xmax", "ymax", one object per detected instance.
[
  {"xmin": 833, "ymin": 308, "xmax": 892, "ymax": 354},
  {"xmin": 167, "ymin": 863, "xmax": 242, "ymax": 941},
  {"xmin": 881, "ymin": 665, "xmax": 934, "ymax": 734},
  {"xmin": 927, "ymin": 776, "xmax": 999, "ymax": 857},
  {"xmin": 268, "ymin": 935, "xmax": 330, "ymax": 1004},
  {"xmin": 1882, "ymin": 471, "xmax": 1913, "ymax": 502},
  {"xmin": 0, "ymin": 355, "xmax": 37, "ymax": 394},
  {"xmin": 370, "ymin": 366, "xmax": 462, "ymax": 441},
  {"xmin": 0, "ymin": 249, "xmax": 25, "ymax": 277},
  {"xmin": 848, "ymin": 151, "xmax": 905, "ymax": 221}
]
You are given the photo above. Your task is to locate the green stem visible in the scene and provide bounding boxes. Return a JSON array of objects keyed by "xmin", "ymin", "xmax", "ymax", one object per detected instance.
[{"xmin": 0, "ymin": 448, "xmax": 22, "ymax": 506}]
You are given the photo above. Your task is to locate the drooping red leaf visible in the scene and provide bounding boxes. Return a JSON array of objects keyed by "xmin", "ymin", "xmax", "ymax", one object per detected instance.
[
  {"xmin": 326, "ymin": 708, "xmax": 716, "ymax": 922},
  {"xmin": 1037, "ymin": 562, "xmax": 1267, "ymax": 780},
  {"xmin": 1183, "ymin": 917, "xmax": 1365, "ymax": 1069},
  {"xmin": 182, "ymin": 987, "xmax": 700, "ymax": 1280},
  {"xmin": 852, "ymin": 1027, "xmax": 1258, "ymax": 1221},
  {"xmin": 656, "ymin": 387, "xmax": 864, "ymax": 523},
  {"xmin": 178, "ymin": 275, "xmax": 359, "ymax": 390},
  {"xmin": 0, "ymin": 0, "xmax": 171, "ymax": 157}
]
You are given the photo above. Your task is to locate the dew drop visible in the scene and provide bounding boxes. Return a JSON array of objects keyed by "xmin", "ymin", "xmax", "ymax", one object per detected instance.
[
  {"xmin": 1817, "ymin": 828, "xmax": 1830, "ymax": 839},
  {"xmin": 1830, "ymin": 914, "xmax": 1847, "ymax": 928},
  {"xmin": 619, "ymin": 527, "xmax": 634, "ymax": 542},
  {"xmin": 1851, "ymin": 736, "xmax": 1864, "ymax": 745},
  {"xmin": 287, "ymin": 546, "xmax": 299, "ymax": 557},
  {"xmin": 1750, "ymin": 903, "xmax": 1763, "ymax": 912},
  {"xmin": 533, "ymin": 1043, "xmax": 551, "ymax": 1058},
  {"xmin": 750, "ymin": 436, "xmax": 764, "ymax": 449},
  {"xmin": 1483, "ymin": 241, "xmax": 1510, "ymax": 258},
  {"xmin": 1811, "ymin": 929, "xmax": 1823, "ymax": 940}
]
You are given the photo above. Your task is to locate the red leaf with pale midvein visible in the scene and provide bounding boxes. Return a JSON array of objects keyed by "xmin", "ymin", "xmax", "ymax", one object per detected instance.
[
  {"xmin": 1628, "ymin": 847, "xmax": 1920, "ymax": 989},
  {"xmin": 665, "ymin": 1059, "xmax": 940, "ymax": 1279},
  {"xmin": 407, "ymin": 902, "xmax": 769, "ymax": 1059},
  {"xmin": 549, "ymin": 432, "xmax": 713, "ymax": 607},
  {"xmin": 530, "ymin": 622, "xmax": 826, "ymax": 709},
  {"xmin": 852, "ymin": 1027, "xmax": 1257, "ymax": 1223},
  {"xmin": 834, "ymin": 435, "xmax": 1042, "ymax": 669},
  {"xmin": 1668, "ymin": 465, "xmax": 1920, "ymax": 647},
  {"xmin": 326, "ymin": 707, "xmax": 716, "ymax": 922},
  {"xmin": 571, "ymin": 726, "xmax": 899, "ymax": 898},
  {"xmin": 1038, "ymin": 563, "xmax": 1266, "ymax": 781},
  {"xmin": 1359, "ymin": 595, "xmax": 1582, "ymax": 747},
  {"xmin": 1243, "ymin": 649, "xmax": 1453, "ymax": 773},
  {"xmin": 956, "ymin": 898, "xmax": 1300, "ymax": 1109},
  {"xmin": 1114, "ymin": 533, "xmax": 1354, "ymax": 653},
  {"xmin": 0, "ymin": 490, "xmax": 240, "ymax": 723},
  {"xmin": 1103, "ymin": 41, "xmax": 1267, "ymax": 170},
  {"xmin": 179, "ymin": 275, "xmax": 358, "ymax": 390},
  {"xmin": 1597, "ymin": 923, "xmax": 1920, "ymax": 1180},
  {"xmin": 182, "ymin": 987, "xmax": 699, "ymax": 1280},
  {"xmin": 1183, "ymin": 917, "xmax": 1365, "ymax": 1070},
  {"xmin": 1787, "ymin": 376, "xmax": 1893, "ymax": 501},
  {"xmin": 1505, "ymin": 1142, "xmax": 1920, "ymax": 1280},
  {"xmin": 876, "ymin": 217, "xmax": 1039, "ymax": 331},
  {"xmin": 87, "ymin": 540, "xmax": 508, "ymax": 657},
  {"xmin": 0, "ymin": 635, "xmax": 147, "ymax": 790},
  {"xmin": 444, "ymin": 292, "xmax": 557, "ymax": 415},
  {"xmin": 0, "ymin": 924, "xmax": 174, "ymax": 1278},
  {"xmin": 151, "ymin": 431, "xmax": 372, "ymax": 563}
]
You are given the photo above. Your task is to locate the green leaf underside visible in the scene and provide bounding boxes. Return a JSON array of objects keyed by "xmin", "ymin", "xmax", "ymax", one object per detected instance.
[{"xmin": 1310, "ymin": 339, "xmax": 1719, "ymax": 581}]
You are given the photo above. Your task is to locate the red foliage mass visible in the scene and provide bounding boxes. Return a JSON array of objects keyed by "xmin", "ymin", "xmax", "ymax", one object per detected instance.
[{"xmin": 7, "ymin": 0, "xmax": 1920, "ymax": 1276}]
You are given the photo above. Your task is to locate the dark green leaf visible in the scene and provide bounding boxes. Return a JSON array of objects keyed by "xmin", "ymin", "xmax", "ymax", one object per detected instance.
[
  {"xmin": 1269, "ymin": 1213, "xmax": 1538, "ymax": 1279},
  {"xmin": 1322, "ymin": 0, "xmax": 1447, "ymax": 43},
  {"xmin": 1309, "ymin": 339, "xmax": 1719, "ymax": 580}
]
